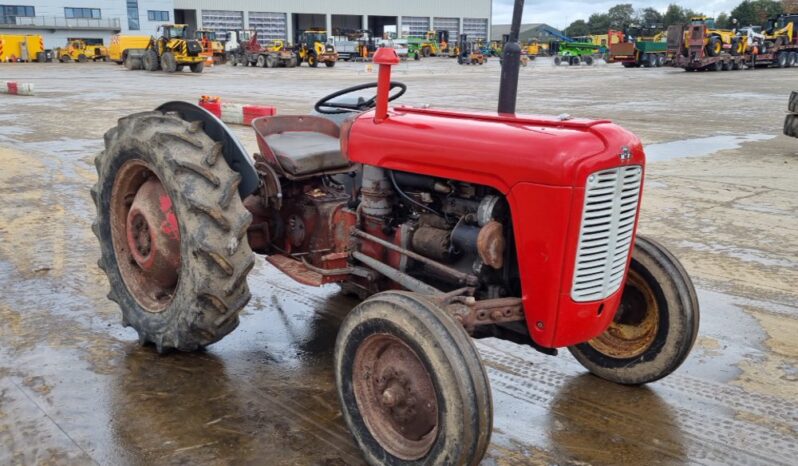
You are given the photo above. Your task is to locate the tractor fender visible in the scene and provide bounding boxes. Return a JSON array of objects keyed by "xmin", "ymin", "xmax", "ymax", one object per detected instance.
[{"xmin": 156, "ymin": 101, "xmax": 259, "ymax": 198}]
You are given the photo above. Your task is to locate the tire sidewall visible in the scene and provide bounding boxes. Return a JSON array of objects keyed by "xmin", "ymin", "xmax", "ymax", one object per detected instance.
[
  {"xmin": 335, "ymin": 293, "xmax": 483, "ymax": 465},
  {"xmin": 97, "ymin": 118, "xmax": 244, "ymax": 349},
  {"xmin": 570, "ymin": 237, "xmax": 698, "ymax": 384}
]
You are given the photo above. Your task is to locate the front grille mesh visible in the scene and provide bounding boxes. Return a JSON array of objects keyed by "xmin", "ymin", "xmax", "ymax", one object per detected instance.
[{"xmin": 571, "ymin": 166, "xmax": 643, "ymax": 302}]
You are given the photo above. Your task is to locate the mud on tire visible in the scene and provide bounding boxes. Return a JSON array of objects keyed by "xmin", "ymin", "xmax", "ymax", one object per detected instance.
[
  {"xmin": 335, "ymin": 291, "xmax": 492, "ymax": 465},
  {"xmin": 92, "ymin": 111, "xmax": 254, "ymax": 352}
]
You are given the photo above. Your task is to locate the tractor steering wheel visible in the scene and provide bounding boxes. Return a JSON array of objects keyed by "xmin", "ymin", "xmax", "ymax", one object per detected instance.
[{"xmin": 314, "ymin": 81, "xmax": 407, "ymax": 114}]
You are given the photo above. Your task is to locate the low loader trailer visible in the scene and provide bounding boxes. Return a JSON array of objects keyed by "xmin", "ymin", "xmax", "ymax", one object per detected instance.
[{"xmin": 669, "ymin": 22, "xmax": 798, "ymax": 71}]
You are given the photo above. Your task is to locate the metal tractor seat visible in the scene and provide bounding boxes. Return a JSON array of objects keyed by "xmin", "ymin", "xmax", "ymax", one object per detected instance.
[{"xmin": 253, "ymin": 115, "xmax": 350, "ymax": 178}]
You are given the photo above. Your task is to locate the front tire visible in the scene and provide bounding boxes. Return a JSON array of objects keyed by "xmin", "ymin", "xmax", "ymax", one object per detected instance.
[
  {"xmin": 308, "ymin": 54, "xmax": 318, "ymax": 67},
  {"xmin": 335, "ymin": 292, "xmax": 492, "ymax": 465},
  {"xmin": 568, "ymin": 235, "xmax": 699, "ymax": 385},
  {"xmin": 143, "ymin": 49, "xmax": 159, "ymax": 71},
  {"xmin": 161, "ymin": 51, "xmax": 177, "ymax": 72},
  {"xmin": 190, "ymin": 61, "xmax": 204, "ymax": 73},
  {"xmin": 92, "ymin": 112, "xmax": 254, "ymax": 352}
]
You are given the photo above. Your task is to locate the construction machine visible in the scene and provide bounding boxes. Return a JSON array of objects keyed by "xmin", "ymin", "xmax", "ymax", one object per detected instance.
[
  {"xmin": 408, "ymin": 31, "xmax": 441, "ymax": 57},
  {"xmin": 143, "ymin": 24, "xmax": 206, "ymax": 73},
  {"xmin": 764, "ymin": 13, "xmax": 797, "ymax": 48},
  {"xmin": 296, "ymin": 29, "xmax": 338, "ymax": 67},
  {"xmin": 683, "ymin": 16, "xmax": 744, "ymax": 57},
  {"xmin": 57, "ymin": 39, "xmax": 108, "ymax": 62},
  {"xmin": 195, "ymin": 29, "xmax": 226, "ymax": 64},
  {"xmin": 227, "ymin": 30, "xmax": 297, "ymax": 68},
  {"xmin": 92, "ymin": 0, "xmax": 698, "ymax": 464},
  {"xmin": 610, "ymin": 26, "xmax": 669, "ymax": 68},
  {"xmin": 457, "ymin": 34, "xmax": 485, "ymax": 65}
]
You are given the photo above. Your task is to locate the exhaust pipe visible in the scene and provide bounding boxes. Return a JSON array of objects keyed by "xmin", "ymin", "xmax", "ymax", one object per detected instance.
[{"xmin": 497, "ymin": 0, "xmax": 525, "ymax": 114}]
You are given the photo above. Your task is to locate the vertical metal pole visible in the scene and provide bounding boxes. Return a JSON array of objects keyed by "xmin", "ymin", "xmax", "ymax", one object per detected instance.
[{"xmin": 497, "ymin": 0, "xmax": 524, "ymax": 114}]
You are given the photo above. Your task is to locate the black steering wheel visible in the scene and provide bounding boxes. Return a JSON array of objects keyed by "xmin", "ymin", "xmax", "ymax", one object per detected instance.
[{"xmin": 314, "ymin": 81, "xmax": 407, "ymax": 114}]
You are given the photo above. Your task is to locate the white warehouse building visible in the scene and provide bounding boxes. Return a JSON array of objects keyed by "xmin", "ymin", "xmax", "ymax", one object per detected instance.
[
  {"xmin": 0, "ymin": 1, "xmax": 491, "ymax": 49},
  {"xmin": 173, "ymin": 0, "xmax": 492, "ymax": 44}
]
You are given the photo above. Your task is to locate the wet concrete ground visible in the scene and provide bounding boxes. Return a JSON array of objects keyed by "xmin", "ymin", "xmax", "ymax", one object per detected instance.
[{"xmin": 0, "ymin": 58, "xmax": 796, "ymax": 465}]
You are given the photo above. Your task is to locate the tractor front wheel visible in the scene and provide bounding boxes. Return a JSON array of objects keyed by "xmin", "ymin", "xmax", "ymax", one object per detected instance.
[
  {"xmin": 92, "ymin": 111, "xmax": 254, "ymax": 352},
  {"xmin": 335, "ymin": 291, "xmax": 492, "ymax": 465},
  {"xmin": 161, "ymin": 52, "xmax": 177, "ymax": 73},
  {"xmin": 78, "ymin": 54, "xmax": 88, "ymax": 63},
  {"xmin": 308, "ymin": 54, "xmax": 318, "ymax": 67},
  {"xmin": 190, "ymin": 61, "xmax": 204, "ymax": 73},
  {"xmin": 568, "ymin": 235, "xmax": 699, "ymax": 385},
  {"xmin": 61, "ymin": 55, "xmax": 72, "ymax": 63},
  {"xmin": 325, "ymin": 60, "xmax": 335, "ymax": 68}
]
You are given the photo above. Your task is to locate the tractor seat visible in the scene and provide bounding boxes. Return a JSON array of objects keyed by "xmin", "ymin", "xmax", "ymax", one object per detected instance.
[{"xmin": 263, "ymin": 131, "xmax": 349, "ymax": 176}]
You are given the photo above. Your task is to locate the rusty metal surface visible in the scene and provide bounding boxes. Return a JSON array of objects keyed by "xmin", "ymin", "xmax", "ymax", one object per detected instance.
[
  {"xmin": 110, "ymin": 160, "xmax": 179, "ymax": 313},
  {"xmin": 352, "ymin": 334, "xmax": 438, "ymax": 460},
  {"xmin": 589, "ymin": 269, "xmax": 660, "ymax": 358},
  {"xmin": 1, "ymin": 61, "xmax": 797, "ymax": 466},
  {"xmin": 353, "ymin": 228, "xmax": 479, "ymax": 287}
]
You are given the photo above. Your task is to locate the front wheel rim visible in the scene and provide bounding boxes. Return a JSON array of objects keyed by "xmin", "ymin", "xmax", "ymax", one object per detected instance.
[
  {"xmin": 110, "ymin": 160, "xmax": 181, "ymax": 312},
  {"xmin": 587, "ymin": 269, "xmax": 659, "ymax": 359},
  {"xmin": 352, "ymin": 333, "xmax": 439, "ymax": 460}
]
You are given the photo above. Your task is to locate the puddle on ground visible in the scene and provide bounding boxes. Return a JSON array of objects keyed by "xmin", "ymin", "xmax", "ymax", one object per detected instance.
[{"xmin": 645, "ymin": 134, "xmax": 775, "ymax": 162}]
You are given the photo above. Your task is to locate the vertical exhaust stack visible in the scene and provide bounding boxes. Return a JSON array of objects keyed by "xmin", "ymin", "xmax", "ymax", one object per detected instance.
[{"xmin": 498, "ymin": 0, "xmax": 525, "ymax": 114}]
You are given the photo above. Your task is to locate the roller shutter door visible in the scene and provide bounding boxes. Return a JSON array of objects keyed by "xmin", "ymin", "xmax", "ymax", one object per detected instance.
[
  {"xmin": 249, "ymin": 12, "xmax": 287, "ymax": 44},
  {"xmin": 433, "ymin": 17, "xmax": 459, "ymax": 43},
  {"xmin": 463, "ymin": 18, "xmax": 488, "ymax": 40},
  {"xmin": 402, "ymin": 16, "xmax": 429, "ymax": 37},
  {"xmin": 201, "ymin": 10, "xmax": 244, "ymax": 37}
]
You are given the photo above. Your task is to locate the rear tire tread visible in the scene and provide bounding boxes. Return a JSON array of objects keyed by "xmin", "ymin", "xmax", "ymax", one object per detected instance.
[{"xmin": 94, "ymin": 111, "xmax": 254, "ymax": 351}]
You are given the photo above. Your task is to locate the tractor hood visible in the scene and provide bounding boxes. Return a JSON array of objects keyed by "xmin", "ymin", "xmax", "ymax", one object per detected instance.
[{"xmin": 345, "ymin": 106, "xmax": 645, "ymax": 192}]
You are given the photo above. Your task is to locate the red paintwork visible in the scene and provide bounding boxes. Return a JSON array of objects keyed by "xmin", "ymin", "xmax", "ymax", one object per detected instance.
[{"xmin": 344, "ymin": 106, "xmax": 645, "ymax": 348}]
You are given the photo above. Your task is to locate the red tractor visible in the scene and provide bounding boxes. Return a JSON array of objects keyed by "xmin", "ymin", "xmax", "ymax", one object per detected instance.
[{"xmin": 91, "ymin": 1, "xmax": 698, "ymax": 463}]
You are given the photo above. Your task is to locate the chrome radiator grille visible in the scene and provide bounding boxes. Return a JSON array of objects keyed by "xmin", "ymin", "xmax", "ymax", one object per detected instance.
[{"xmin": 571, "ymin": 166, "xmax": 643, "ymax": 302}]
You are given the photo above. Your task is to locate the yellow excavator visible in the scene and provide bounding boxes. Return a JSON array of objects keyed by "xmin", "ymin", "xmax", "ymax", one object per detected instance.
[{"xmin": 143, "ymin": 24, "xmax": 206, "ymax": 73}]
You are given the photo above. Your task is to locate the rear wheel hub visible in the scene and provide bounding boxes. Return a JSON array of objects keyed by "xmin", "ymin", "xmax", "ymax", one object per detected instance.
[{"xmin": 110, "ymin": 161, "xmax": 181, "ymax": 312}]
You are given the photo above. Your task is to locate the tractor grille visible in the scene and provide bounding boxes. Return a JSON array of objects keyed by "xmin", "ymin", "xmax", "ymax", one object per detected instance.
[{"xmin": 571, "ymin": 166, "xmax": 643, "ymax": 302}]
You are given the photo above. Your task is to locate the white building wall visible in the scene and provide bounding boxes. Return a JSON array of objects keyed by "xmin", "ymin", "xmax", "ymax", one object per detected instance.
[
  {"xmin": 0, "ymin": 1, "xmax": 174, "ymax": 48},
  {"xmin": 174, "ymin": 0, "xmax": 491, "ymax": 41}
]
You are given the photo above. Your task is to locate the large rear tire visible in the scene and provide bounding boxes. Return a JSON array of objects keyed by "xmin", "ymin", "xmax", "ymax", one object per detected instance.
[
  {"xmin": 568, "ymin": 235, "xmax": 699, "ymax": 385},
  {"xmin": 335, "ymin": 291, "xmax": 492, "ymax": 465},
  {"xmin": 92, "ymin": 111, "xmax": 254, "ymax": 352}
]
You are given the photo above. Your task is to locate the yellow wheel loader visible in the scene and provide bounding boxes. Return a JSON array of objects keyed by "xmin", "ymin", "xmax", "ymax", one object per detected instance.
[
  {"xmin": 296, "ymin": 29, "xmax": 338, "ymax": 67},
  {"xmin": 143, "ymin": 24, "xmax": 206, "ymax": 73}
]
